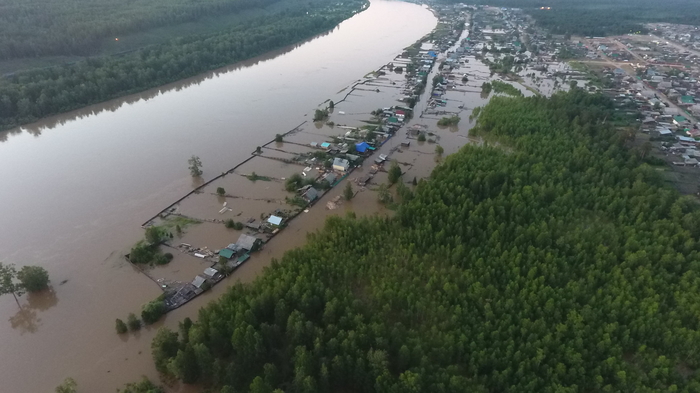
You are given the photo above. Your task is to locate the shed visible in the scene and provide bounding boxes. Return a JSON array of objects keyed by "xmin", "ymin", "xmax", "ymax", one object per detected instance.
[
  {"xmin": 218, "ymin": 248, "xmax": 235, "ymax": 259},
  {"xmin": 321, "ymin": 142, "xmax": 331, "ymax": 149},
  {"xmin": 681, "ymin": 95, "xmax": 695, "ymax": 104},
  {"xmin": 267, "ymin": 215, "xmax": 283, "ymax": 226},
  {"xmin": 236, "ymin": 234, "xmax": 262, "ymax": 252},
  {"xmin": 303, "ymin": 187, "xmax": 319, "ymax": 202},
  {"xmin": 192, "ymin": 275, "xmax": 206, "ymax": 289},
  {"xmin": 323, "ymin": 173, "xmax": 337, "ymax": 185},
  {"xmin": 203, "ymin": 267, "xmax": 218, "ymax": 278},
  {"xmin": 333, "ymin": 157, "xmax": 350, "ymax": 172}
]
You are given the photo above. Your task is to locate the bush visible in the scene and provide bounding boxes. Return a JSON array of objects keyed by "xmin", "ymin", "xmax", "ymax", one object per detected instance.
[
  {"xmin": 17, "ymin": 265, "xmax": 49, "ymax": 292},
  {"xmin": 437, "ymin": 115, "xmax": 460, "ymax": 126},
  {"xmin": 154, "ymin": 253, "xmax": 171, "ymax": 265},
  {"xmin": 127, "ymin": 313, "xmax": 141, "ymax": 331},
  {"xmin": 145, "ymin": 226, "xmax": 166, "ymax": 245},
  {"xmin": 55, "ymin": 377, "xmax": 77, "ymax": 393},
  {"xmin": 388, "ymin": 161, "xmax": 402, "ymax": 184},
  {"xmin": 116, "ymin": 318, "xmax": 128, "ymax": 334},
  {"xmin": 313, "ymin": 109, "xmax": 329, "ymax": 121},
  {"xmin": 417, "ymin": 133, "xmax": 426, "ymax": 142},
  {"xmin": 142, "ymin": 300, "xmax": 167, "ymax": 325},
  {"xmin": 129, "ymin": 243, "xmax": 155, "ymax": 264},
  {"xmin": 285, "ymin": 173, "xmax": 304, "ymax": 192}
]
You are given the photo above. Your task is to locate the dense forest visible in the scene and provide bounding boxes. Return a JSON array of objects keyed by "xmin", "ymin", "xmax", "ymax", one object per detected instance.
[
  {"xmin": 149, "ymin": 89, "xmax": 700, "ymax": 392},
  {"xmin": 0, "ymin": 0, "xmax": 284, "ymax": 59},
  {"xmin": 0, "ymin": 0, "xmax": 365, "ymax": 131},
  {"xmin": 449, "ymin": 0, "xmax": 700, "ymax": 36}
]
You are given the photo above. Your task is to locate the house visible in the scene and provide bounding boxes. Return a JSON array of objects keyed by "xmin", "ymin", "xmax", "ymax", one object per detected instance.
[
  {"xmin": 302, "ymin": 187, "xmax": 320, "ymax": 202},
  {"xmin": 674, "ymin": 115, "xmax": 689, "ymax": 125},
  {"xmin": 680, "ymin": 95, "xmax": 695, "ymax": 105},
  {"xmin": 236, "ymin": 234, "xmax": 262, "ymax": 252},
  {"xmin": 333, "ymin": 157, "xmax": 350, "ymax": 172},
  {"xmin": 657, "ymin": 128, "xmax": 673, "ymax": 137},
  {"xmin": 613, "ymin": 68, "xmax": 626, "ymax": 76},
  {"xmin": 267, "ymin": 215, "xmax": 283, "ymax": 226},
  {"xmin": 218, "ymin": 248, "xmax": 235, "ymax": 260}
]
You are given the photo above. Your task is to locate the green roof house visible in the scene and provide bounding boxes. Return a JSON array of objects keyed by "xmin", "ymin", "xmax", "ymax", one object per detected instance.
[
  {"xmin": 674, "ymin": 115, "xmax": 688, "ymax": 124},
  {"xmin": 680, "ymin": 95, "xmax": 695, "ymax": 104}
]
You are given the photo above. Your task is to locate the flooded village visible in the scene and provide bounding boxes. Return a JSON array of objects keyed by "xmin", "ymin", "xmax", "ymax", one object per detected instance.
[{"xmin": 126, "ymin": 3, "xmax": 594, "ymax": 319}]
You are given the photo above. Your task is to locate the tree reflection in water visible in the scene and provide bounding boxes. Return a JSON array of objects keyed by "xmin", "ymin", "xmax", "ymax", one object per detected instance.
[{"xmin": 8, "ymin": 286, "xmax": 58, "ymax": 334}]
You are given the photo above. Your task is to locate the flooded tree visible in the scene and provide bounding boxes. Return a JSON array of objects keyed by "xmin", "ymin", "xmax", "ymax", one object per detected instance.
[
  {"xmin": 388, "ymin": 160, "xmax": 402, "ymax": 184},
  {"xmin": 0, "ymin": 262, "xmax": 23, "ymax": 307},
  {"xmin": 377, "ymin": 183, "xmax": 392, "ymax": 204},
  {"xmin": 275, "ymin": 134, "xmax": 283, "ymax": 143},
  {"xmin": 435, "ymin": 145, "xmax": 444, "ymax": 157},
  {"xmin": 127, "ymin": 313, "xmax": 141, "ymax": 331},
  {"xmin": 115, "ymin": 318, "xmax": 128, "ymax": 334},
  {"xmin": 216, "ymin": 187, "xmax": 226, "ymax": 196},
  {"xmin": 55, "ymin": 377, "xmax": 77, "ymax": 393},
  {"xmin": 188, "ymin": 155, "xmax": 203, "ymax": 177},
  {"xmin": 343, "ymin": 182, "xmax": 354, "ymax": 201},
  {"xmin": 17, "ymin": 266, "xmax": 49, "ymax": 292}
]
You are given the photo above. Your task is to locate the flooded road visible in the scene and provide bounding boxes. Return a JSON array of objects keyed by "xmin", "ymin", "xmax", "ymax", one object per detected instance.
[{"xmin": 0, "ymin": 1, "xmax": 437, "ymax": 392}]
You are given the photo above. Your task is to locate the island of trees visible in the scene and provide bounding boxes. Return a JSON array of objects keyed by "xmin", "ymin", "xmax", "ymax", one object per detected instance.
[{"xmin": 146, "ymin": 89, "xmax": 700, "ymax": 392}]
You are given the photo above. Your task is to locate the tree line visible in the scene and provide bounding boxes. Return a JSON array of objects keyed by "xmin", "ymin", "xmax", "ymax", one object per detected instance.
[
  {"xmin": 0, "ymin": 0, "xmax": 365, "ymax": 131},
  {"xmin": 145, "ymin": 89, "xmax": 700, "ymax": 392}
]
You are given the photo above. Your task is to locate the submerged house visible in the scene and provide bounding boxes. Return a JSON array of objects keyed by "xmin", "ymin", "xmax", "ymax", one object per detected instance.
[{"xmin": 333, "ymin": 157, "xmax": 350, "ymax": 172}]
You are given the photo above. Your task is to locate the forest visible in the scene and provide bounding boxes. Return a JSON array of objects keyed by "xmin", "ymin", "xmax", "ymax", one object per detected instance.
[
  {"xmin": 448, "ymin": 0, "xmax": 700, "ymax": 36},
  {"xmin": 0, "ymin": 0, "xmax": 365, "ymax": 131},
  {"xmin": 148, "ymin": 89, "xmax": 700, "ymax": 392},
  {"xmin": 0, "ymin": 0, "xmax": 284, "ymax": 59}
]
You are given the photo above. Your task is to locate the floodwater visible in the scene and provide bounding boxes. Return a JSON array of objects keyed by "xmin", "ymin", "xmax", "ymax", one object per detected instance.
[{"xmin": 0, "ymin": 1, "xmax": 437, "ymax": 392}]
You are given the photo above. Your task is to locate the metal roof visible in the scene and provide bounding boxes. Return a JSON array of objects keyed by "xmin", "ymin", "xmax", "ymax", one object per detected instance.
[
  {"xmin": 267, "ymin": 215, "xmax": 283, "ymax": 226},
  {"xmin": 236, "ymin": 234, "xmax": 259, "ymax": 251}
]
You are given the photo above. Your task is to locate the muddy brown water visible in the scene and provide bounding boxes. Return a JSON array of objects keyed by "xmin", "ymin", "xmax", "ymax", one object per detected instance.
[{"xmin": 0, "ymin": 1, "xmax": 437, "ymax": 392}]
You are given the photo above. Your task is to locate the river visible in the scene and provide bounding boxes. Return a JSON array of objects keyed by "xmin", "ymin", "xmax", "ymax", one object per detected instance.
[{"xmin": 0, "ymin": 2, "xmax": 437, "ymax": 392}]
